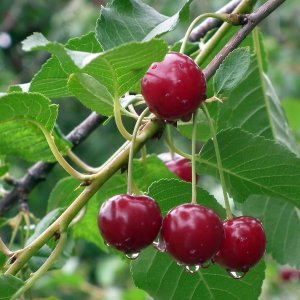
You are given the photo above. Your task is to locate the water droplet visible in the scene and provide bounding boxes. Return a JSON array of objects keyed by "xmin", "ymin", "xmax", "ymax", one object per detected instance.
[
  {"xmin": 165, "ymin": 93, "xmax": 170, "ymax": 97},
  {"xmin": 201, "ymin": 261, "xmax": 211, "ymax": 269},
  {"xmin": 181, "ymin": 99, "xmax": 188, "ymax": 105},
  {"xmin": 176, "ymin": 261, "xmax": 183, "ymax": 266},
  {"xmin": 184, "ymin": 265, "xmax": 200, "ymax": 274},
  {"xmin": 125, "ymin": 252, "xmax": 140, "ymax": 260},
  {"xmin": 227, "ymin": 270, "xmax": 247, "ymax": 279},
  {"xmin": 153, "ymin": 238, "xmax": 166, "ymax": 252},
  {"xmin": 152, "ymin": 64, "xmax": 157, "ymax": 69},
  {"xmin": 189, "ymin": 249, "xmax": 196, "ymax": 255},
  {"xmin": 104, "ymin": 241, "xmax": 110, "ymax": 247},
  {"xmin": 177, "ymin": 79, "xmax": 182, "ymax": 84}
]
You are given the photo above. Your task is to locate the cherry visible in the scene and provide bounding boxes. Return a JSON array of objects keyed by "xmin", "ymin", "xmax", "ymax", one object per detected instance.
[
  {"xmin": 161, "ymin": 204, "xmax": 224, "ymax": 265},
  {"xmin": 158, "ymin": 152, "xmax": 197, "ymax": 183},
  {"xmin": 280, "ymin": 268, "xmax": 300, "ymax": 282},
  {"xmin": 98, "ymin": 194, "xmax": 162, "ymax": 255},
  {"xmin": 141, "ymin": 52, "xmax": 206, "ymax": 121},
  {"xmin": 214, "ymin": 216, "xmax": 266, "ymax": 272}
]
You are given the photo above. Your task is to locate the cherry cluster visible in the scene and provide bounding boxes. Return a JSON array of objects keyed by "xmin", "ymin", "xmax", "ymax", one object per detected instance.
[
  {"xmin": 97, "ymin": 52, "xmax": 266, "ymax": 277},
  {"xmin": 98, "ymin": 194, "xmax": 266, "ymax": 275}
]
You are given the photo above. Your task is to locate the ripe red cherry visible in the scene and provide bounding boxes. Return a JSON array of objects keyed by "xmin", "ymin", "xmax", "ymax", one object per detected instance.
[
  {"xmin": 98, "ymin": 194, "xmax": 162, "ymax": 255},
  {"xmin": 158, "ymin": 153, "xmax": 197, "ymax": 183},
  {"xmin": 161, "ymin": 204, "xmax": 224, "ymax": 265},
  {"xmin": 141, "ymin": 52, "xmax": 206, "ymax": 121},
  {"xmin": 214, "ymin": 217, "xmax": 266, "ymax": 272}
]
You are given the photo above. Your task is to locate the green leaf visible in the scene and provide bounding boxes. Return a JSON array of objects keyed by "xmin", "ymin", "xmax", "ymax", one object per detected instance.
[
  {"xmin": 133, "ymin": 247, "xmax": 265, "ymax": 300},
  {"xmin": 242, "ymin": 195, "xmax": 300, "ymax": 268},
  {"xmin": 0, "ymin": 92, "xmax": 68, "ymax": 162},
  {"xmin": 198, "ymin": 128, "xmax": 300, "ymax": 208},
  {"xmin": 281, "ymin": 99, "xmax": 300, "ymax": 139},
  {"xmin": 29, "ymin": 32, "xmax": 102, "ymax": 99},
  {"xmin": 68, "ymin": 73, "xmax": 114, "ymax": 116},
  {"xmin": 133, "ymin": 155, "xmax": 178, "ymax": 192},
  {"xmin": 147, "ymin": 179, "xmax": 225, "ymax": 217},
  {"xmin": 177, "ymin": 109, "xmax": 211, "ymax": 142},
  {"xmin": 217, "ymin": 30, "xmax": 298, "ymax": 155},
  {"xmin": 0, "ymin": 164, "xmax": 8, "ymax": 177},
  {"xmin": 132, "ymin": 248, "xmax": 265, "ymax": 300},
  {"xmin": 213, "ymin": 47, "xmax": 251, "ymax": 97},
  {"xmin": 96, "ymin": 0, "xmax": 192, "ymax": 50},
  {"xmin": 0, "ymin": 274, "xmax": 24, "ymax": 300},
  {"xmin": 131, "ymin": 180, "xmax": 264, "ymax": 299},
  {"xmin": 47, "ymin": 177, "xmax": 81, "ymax": 212},
  {"xmin": 82, "ymin": 39, "xmax": 168, "ymax": 97},
  {"xmin": 0, "ymin": 252, "xmax": 6, "ymax": 269}
]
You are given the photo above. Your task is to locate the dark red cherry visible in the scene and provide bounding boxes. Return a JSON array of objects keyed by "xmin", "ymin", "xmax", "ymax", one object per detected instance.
[
  {"xmin": 141, "ymin": 52, "xmax": 206, "ymax": 121},
  {"xmin": 98, "ymin": 194, "xmax": 162, "ymax": 255},
  {"xmin": 158, "ymin": 153, "xmax": 197, "ymax": 183},
  {"xmin": 161, "ymin": 204, "xmax": 224, "ymax": 265},
  {"xmin": 214, "ymin": 217, "xmax": 266, "ymax": 272},
  {"xmin": 280, "ymin": 268, "xmax": 300, "ymax": 282}
]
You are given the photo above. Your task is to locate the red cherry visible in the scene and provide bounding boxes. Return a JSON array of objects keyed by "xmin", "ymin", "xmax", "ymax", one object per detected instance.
[
  {"xmin": 161, "ymin": 204, "xmax": 224, "ymax": 265},
  {"xmin": 158, "ymin": 153, "xmax": 197, "ymax": 183},
  {"xmin": 141, "ymin": 52, "xmax": 206, "ymax": 121},
  {"xmin": 280, "ymin": 268, "xmax": 300, "ymax": 282},
  {"xmin": 214, "ymin": 217, "xmax": 266, "ymax": 272},
  {"xmin": 98, "ymin": 194, "xmax": 162, "ymax": 255}
]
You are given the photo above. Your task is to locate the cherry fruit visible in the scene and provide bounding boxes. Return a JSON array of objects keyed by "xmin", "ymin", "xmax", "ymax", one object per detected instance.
[
  {"xmin": 280, "ymin": 268, "xmax": 300, "ymax": 282},
  {"xmin": 98, "ymin": 194, "xmax": 162, "ymax": 256},
  {"xmin": 158, "ymin": 153, "xmax": 196, "ymax": 183},
  {"xmin": 214, "ymin": 216, "xmax": 266, "ymax": 272},
  {"xmin": 161, "ymin": 204, "xmax": 224, "ymax": 266},
  {"xmin": 141, "ymin": 52, "xmax": 206, "ymax": 121}
]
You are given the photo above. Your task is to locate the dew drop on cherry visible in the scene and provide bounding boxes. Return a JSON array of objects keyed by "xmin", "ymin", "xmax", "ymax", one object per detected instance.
[
  {"xmin": 125, "ymin": 252, "xmax": 140, "ymax": 260},
  {"xmin": 227, "ymin": 270, "xmax": 247, "ymax": 279},
  {"xmin": 201, "ymin": 261, "xmax": 211, "ymax": 269},
  {"xmin": 153, "ymin": 237, "xmax": 166, "ymax": 253},
  {"xmin": 184, "ymin": 265, "xmax": 200, "ymax": 274}
]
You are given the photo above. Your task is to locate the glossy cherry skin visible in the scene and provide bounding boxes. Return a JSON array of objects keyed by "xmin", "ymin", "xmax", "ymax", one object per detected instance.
[
  {"xmin": 214, "ymin": 217, "xmax": 266, "ymax": 272},
  {"xmin": 161, "ymin": 204, "xmax": 224, "ymax": 265},
  {"xmin": 141, "ymin": 52, "xmax": 206, "ymax": 121},
  {"xmin": 98, "ymin": 194, "xmax": 162, "ymax": 254},
  {"xmin": 158, "ymin": 153, "xmax": 197, "ymax": 183}
]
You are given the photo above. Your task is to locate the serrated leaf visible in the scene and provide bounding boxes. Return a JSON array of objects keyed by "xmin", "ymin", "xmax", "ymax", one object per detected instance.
[
  {"xmin": 282, "ymin": 99, "xmax": 300, "ymax": 134},
  {"xmin": 96, "ymin": 0, "xmax": 192, "ymax": 50},
  {"xmin": 0, "ymin": 92, "xmax": 68, "ymax": 162},
  {"xmin": 242, "ymin": 195, "xmax": 300, "ymax": 268},
  {"xmin": 0, "ymin": 274, "xmax": 24, "ymax": 300},
  {"xmin": 82, "ymin": 39, "xmax": 168, "ymax": 97},
  {"xmin": 29, "ymin": 32, "xmax": 102, "ymax": 98},
  {"xmin": 131, "ymin": 247, "xmax": 265, "ymax": 300},
  {"xmin": 68, "ymin": 73, "xmax": 114, "ymax": 116},
  {"xmin": 47, "ymin": 177, "xmax": 81, "ymax": 212},
  {"xmin": 213, "ymin": 47, "xmax": 251, "ymax": 96},
  {"xmin": 131, "ymin": 180, "xmax": 264, "ymax": 300},
  {"xmin": 198, "ymin": 128, "xmax": 300, "ymax": 208}
]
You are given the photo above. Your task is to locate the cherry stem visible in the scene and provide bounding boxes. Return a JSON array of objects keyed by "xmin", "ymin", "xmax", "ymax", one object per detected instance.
[
  {"xmin": 201, "ymin": 103, "xmax": 233, "ymax": 219},
  {"xmin": 127, "ymin": 108, "xmax": 149, "ymax": 195},
  {"xmin": 0, "ymin": 238, "xmax": 13, "ymax": 257},
  {"xmin": 180, "ymin": 13, "xmax": 241, "ymax": 54},
  {"xmin": 164, "ymin": 126, "xmax": 192, "ymax": 160},
  {"xmin": 67, "ymin": 149, "xmax": 100, "ymax": 173},
  {"xmin": 191, "ymin": 109, "xmax": 198, "ymax": 204},
  {"xmin": 166, "ymin": 125, "xmax": 175, "ymax": 158}
]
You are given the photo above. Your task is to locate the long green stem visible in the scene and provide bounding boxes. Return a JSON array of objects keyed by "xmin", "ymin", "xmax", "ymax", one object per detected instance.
[
  {"xmin": 67, "ymin": 149, "xmax": 100, "ymax": 173},
  {"xmin": 201, "ymin": 103, "xmax": 232, "ymax": 219},
  {"xmin": 180, "ymin": 13, "xmax": 237, "ymax": 54},
  {"xmin": 191, "ymin": 110, "xmax": 198, "ymax": 204},
  {"xmin": 0, "ymin": 238, "xmax": 13, "ymax": 257},
  {"xmin": 127, "ymin": 108, "xmax": 149, "ymax": 195},
  {"xmin": 11, "ymin": 233, "xmax": 67, "ymax": 300},
  {"xmin": 114, "ymin": 98, "xmax": 133, "ymax": 141},
  {"xmin": 164, "ymin": 127, "xmax": 192, "ymax": 160},
  {"xmin": 195, "ymin": 0, "xmax": 257, "ymax": 64}
]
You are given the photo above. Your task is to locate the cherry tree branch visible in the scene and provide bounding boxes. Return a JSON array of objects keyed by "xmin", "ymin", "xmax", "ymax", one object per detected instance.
[
  {"xmin": 189, "ymin": 0, "xmax": 242, "ymax": 42},
  {"xmin": 0, "ymin": 113, "xmax": 106, "ymax": 215}
]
